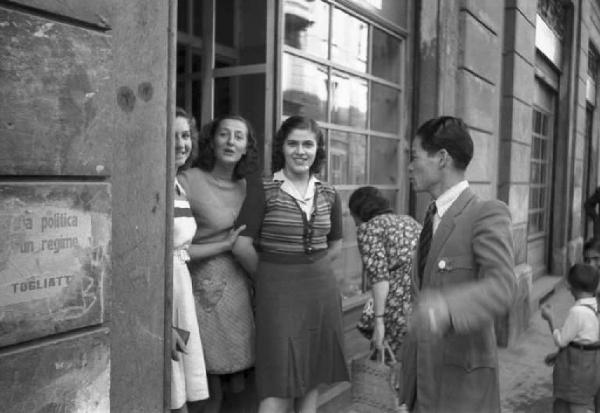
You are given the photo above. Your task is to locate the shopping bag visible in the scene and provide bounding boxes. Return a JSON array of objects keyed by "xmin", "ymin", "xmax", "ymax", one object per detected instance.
[{"xmin": 351, "ymin": 342, "xmax": 403, "ymax": 413}]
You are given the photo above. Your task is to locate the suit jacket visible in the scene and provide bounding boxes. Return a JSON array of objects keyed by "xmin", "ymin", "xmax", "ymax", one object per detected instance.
[{"xmin": 404, "ymin": 188, "xmax": 516, "ymax": 413}]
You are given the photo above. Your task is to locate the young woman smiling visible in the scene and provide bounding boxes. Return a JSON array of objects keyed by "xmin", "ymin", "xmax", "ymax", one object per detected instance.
[{"xmin": 237, "ymin": 116, "xmax": 349, "ymax": 413}]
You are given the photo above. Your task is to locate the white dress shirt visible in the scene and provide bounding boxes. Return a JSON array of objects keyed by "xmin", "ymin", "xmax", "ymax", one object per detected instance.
[
  {"xmin": 274, "ymin": 170, "xmax": 319, "ymax": 219},
  {"xmin": 433, "ymin": 180, "xmax": 469, "ymax": 233},
  {"xmin": 553, "ymin": 296, "xmax": 599, "ymax": 347}
]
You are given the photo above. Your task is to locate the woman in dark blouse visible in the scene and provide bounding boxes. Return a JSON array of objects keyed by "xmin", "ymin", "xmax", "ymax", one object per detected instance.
[
  {"xmin": 349, "ymin": 186, "xmax": 422, "ymax": 355},
  {"xmin": 237, "ymin": 116, "xmax": 349, "ymax": 413}
]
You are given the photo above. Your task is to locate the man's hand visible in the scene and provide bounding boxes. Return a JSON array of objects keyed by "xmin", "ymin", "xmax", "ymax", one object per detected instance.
[{"xmin": 409, "ymin": 290, "xmax": 451, "ymax": 339}]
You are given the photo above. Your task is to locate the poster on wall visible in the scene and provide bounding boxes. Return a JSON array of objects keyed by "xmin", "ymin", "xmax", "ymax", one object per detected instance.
[{"xmin": 0, "ymin": 183, "xmax": 110, "ymax": 347}]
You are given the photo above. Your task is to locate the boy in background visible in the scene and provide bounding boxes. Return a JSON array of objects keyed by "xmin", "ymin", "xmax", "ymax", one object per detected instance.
[{"xmin": 541, "ymin": 263, "xmax": 600, "ymax": 413}]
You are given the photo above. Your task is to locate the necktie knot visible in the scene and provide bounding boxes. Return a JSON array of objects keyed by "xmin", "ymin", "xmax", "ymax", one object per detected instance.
[{"xmin": 426, "ymin": 201, "xmax": 437, "ymax": 217}]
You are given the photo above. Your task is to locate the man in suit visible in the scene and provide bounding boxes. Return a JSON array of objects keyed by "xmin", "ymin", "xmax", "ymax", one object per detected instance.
[{"xmin": 403, "ymin": 116, "xmax": 516, "ymax": 412}]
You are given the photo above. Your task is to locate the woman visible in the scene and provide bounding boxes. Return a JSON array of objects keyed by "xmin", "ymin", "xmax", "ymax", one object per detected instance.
[
  {"xmin": 178, "ymin": 114, "xmax": 259, "ymax": 412},
  {"xmin": 171, "ymin": 107, "xmax": 209, "ymax": 412},
  {"xmin": 349, "ymin": 186, "xmax": 421, "ymax": 355},
  {"xmin": 238, "ymin": 116, "xmax": 349, "ymax": 413}
]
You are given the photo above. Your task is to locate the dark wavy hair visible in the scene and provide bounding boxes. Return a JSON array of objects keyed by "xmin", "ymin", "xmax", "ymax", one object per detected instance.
[
  {"xmin": 415, "ymin": 116, "xmax": 473, "ymax": 171},
  {"xmin": 271, "ymin": 116, "xmax": 326, "ymax": 175},
  {"xmin": 348, "ymin": 186, "xmax": 393, "ymax": 223},
  {"xmin": 175, "ymin": 107, "xmax": 199, "ymax": 173},
  {"xmin": 192, "ymin": 114, "xmax": 259, "ymax": 180}
]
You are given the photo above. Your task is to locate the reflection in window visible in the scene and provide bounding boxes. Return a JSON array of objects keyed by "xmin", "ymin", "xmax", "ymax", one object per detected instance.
[
  {"xmin": 284, "ymin": 0, "xmax": 329, "ymax": 59},
  {"xmin": 370, "ymin": 137, "xmax": 398, "ymax": 184},
  {"xmin": 282, "ymin": 53, "xmax": 328, "ymax": 121},
  {"xmin": 370, "ymin": 82, "xmax": 399, "ymax": 133},
  {"xmin": 331, "ymin": 72, "xmax": 368, "ymax": 128},
  {"xmin": 372, "ymin": 28, "xmax": 401, "ymax": 83},
  {"xmin": 329, "ymin": 131, "xmax": 367, "ymax": 185},
  {"xmin": 331, "ymin": 8, "xmax": 368, "ymax": 72}
]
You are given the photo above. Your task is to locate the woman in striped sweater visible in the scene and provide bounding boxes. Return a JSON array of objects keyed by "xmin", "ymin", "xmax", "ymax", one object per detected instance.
[
  {"xmin": 238, "ymin": 116, "xmax": 349, "ymax": 413},
  {"xmin": 171, "ymin": 107, "xmax": 209, "ymax": 412}
]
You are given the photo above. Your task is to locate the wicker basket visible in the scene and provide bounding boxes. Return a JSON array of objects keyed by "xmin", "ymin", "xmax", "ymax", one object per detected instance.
[{"xmin": 351, "ymin": 344, "xmax": 402, "ymax": 413}]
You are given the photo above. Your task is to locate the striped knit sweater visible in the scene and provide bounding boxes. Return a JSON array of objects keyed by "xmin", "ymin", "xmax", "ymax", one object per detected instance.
[{"xmin": 255, "ymin": 177, "xmax": 342, "ymax": 254}]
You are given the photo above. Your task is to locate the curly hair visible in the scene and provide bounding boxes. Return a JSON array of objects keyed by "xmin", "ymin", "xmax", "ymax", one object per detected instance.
[
  {"xmin": 271, "ymin": 116, "xmax": 326, "ymax": 175},
  {"xmin": 175, "ymin": 107, "xmax": 199, "ymax": 173},
  {"xmin": 192, "ymin": 114, "xmax": 259, "ymax": 180},
  {"xmin": 348, "ymin": 186, "xmax": 393, "ymax": 223}
]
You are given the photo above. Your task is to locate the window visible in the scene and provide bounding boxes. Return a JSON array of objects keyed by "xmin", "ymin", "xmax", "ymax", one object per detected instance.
[
  {"xmin": 280, "ymin": 0, "xmax": 407, "ymax": 299},
  {"xmin": 177, "ymin": 0, "xmax": 268, "ymax": 147},
  {"xmin": 528, "ymin": 108, "xmax": 552, "ymax": 238}
]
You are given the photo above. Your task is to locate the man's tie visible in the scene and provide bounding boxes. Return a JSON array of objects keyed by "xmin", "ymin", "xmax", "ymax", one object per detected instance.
[{"xmin": 418, "ymin": 202, "xmax": 437, "ymax": 288}]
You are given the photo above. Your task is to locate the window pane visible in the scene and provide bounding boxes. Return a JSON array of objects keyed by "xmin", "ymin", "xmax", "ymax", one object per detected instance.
[
  {"xmin": 239, "ymin": 0, "xmax": 267, "ymax": 64},
  {"xmin": 216, "ymin": 0, "xmax": 235, "ymax": 47},
  {"xmin": 372, "ymin": 28, "xmax": 401, "ymax": 83},
  {"xmin": 214, "ymin": 74, "xmax": 266, "ymax": 153},
  {"xmin": 176, "ymin": 81, "xmax": 186, "ymax": 109},
  {"xmin": 541, "ymin": 114, "xmax": 548, "ymax": 135},
  {"xmin": 192, "ymin": 0, "xmax": 202, "ymax": 37},
  {"xmin": 370, "ymin": 83, "xmax": 399, "ymax": 133},
  {"xmin": 335, "ymin": 189, "xmax": 364, "ymax": 299},
  {"xmin": 192, "ymin": 80, "xmax": 202, "ymax": 121},
  {"xmin": 282, "ymin": 53, "xmax": 328, "ymax": 121},
  {"xmin": 192, "ymin": 52, "xmax": 202, "ymax": 73},
  {"xmin": 329, "ymin": 131, "xmax": 367, "ymax": 185},
  {"xmin": 370, "ymin": 137, "xmax": 398, "ymax": 184},
  {"xmin": 177, "ymin": 46, "xmax": 187, "ymax": 76},
  {"xmin": 540, "ymin": 138, "xmax": 547, "ymax": 158},
  {"xmin": 284, "ymin": 0, "xmax": 329, "ymax": 59},
  {"xmin": 347, "ymin": 0, "xmax": 408, "ymax": 29},
  {"xmin": 331, "ymin": 71, "xmax": 368, "ymax": 128},
  {"xmin": 530, "ymin": 163, "xmax": 539, "ymax": 184},
  {"xmin": 529, "ymin": 187, "xmax": 538, "ymax": 208},
  {"xmin": 178, "ymin": 0, "xmax": 189, "ymax": 33},
  {"xmin": 331, "ymin": 8, "xmax": 368, "ymax": 72}
]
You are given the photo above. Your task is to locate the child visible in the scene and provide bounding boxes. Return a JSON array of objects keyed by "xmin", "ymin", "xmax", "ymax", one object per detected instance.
[{"xmin": 541, "ymin": 263, "xmax": 600, "ymax": 413}]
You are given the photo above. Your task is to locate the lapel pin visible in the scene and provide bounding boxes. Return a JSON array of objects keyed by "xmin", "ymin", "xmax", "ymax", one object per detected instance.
[{"xmin": 438, "ymin": 259, "xmax": 447, "ymax": 270}]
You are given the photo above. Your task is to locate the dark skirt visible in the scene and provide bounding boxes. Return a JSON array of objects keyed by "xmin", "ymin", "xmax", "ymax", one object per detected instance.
[{"xmin": 255, "ymin": 251, "xmax": 349, "ymax": 399}]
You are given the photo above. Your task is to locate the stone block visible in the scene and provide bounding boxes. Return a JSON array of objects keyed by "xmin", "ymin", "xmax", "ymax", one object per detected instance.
[
  {"xmin": 508, "ymin": 184, "xmax": 529, "ymax": 223},
  {"xmin": 506, "ymin": 0, "xmax": 537, "ymax": 24},
  {"xmin": 460, "ymin": 11, "xmax": 501, "ymax": 84},
  {"xmin": 501, "ymin": 97, "xmax": 533, "ymax": 145},
  {"xmin": 502, "ymin": 53, "xmax": 535, "ymax": 104},
  {"xmin": 0, "ymin": 182, "xmax": 111, "ymax": 347},
  {"xmin": 0, "ymin": 8, "xmax": 113, "ymax": 175},
  {"xmin": 457, "ymin": 70, "xmax": 497, "ymax": 132},
  {"xmin": 498, "ymin": 140, "xmax": 531, "ymax": 183},
  {"xmin": 467, "ymin": 130, "xmax": 494, "ymax": 182},
  {"xmin": 6, "ymin": 0, "xmax": 112, "ymax": 28},
  {"xmin": 503, "ymin": 9, "xmax": 535, "ymax": 64},
  {"xmin": 461, "ymin": 0, "xmax": 503, "ymax": 34},
  {"xmin": 496, "ymin": 263, "xmax": 532, "ymax": 347},
  {"xmin": 0, "ymin": 329, "xmax": 110, "ymax": 413}
]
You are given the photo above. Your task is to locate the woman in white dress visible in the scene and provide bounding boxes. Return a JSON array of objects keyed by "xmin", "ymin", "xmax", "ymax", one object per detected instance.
[{"xmin": 171, "ymin": 107, "xmax": 209, "ymax": 412}]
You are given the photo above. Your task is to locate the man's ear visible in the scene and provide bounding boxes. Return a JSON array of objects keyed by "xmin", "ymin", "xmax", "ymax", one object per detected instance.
[{"xmin": 439, "ymin": 149, "xmax": 450, "ymax": 168}]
